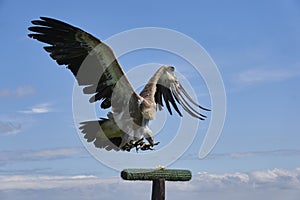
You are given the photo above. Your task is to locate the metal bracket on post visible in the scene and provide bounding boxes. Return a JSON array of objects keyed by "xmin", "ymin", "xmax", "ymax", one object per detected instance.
[{"xmin": 121, "ymin": 168, "xmax": 192, "ymax": 200}]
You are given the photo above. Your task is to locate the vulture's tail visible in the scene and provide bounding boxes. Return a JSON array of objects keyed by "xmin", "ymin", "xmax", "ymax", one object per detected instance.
[{"xmin": 79, "ymin": 118, "xmax": 124, "ymax": 151}]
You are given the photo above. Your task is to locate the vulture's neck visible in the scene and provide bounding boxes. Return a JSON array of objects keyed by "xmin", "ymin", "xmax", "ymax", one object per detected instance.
[{"xmin": 139, "ymin": 66, "xmax": 165, "ymax": 100}]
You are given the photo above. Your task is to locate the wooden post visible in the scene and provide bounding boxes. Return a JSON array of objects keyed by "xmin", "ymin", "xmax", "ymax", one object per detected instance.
[
  {"xmin": 121, "ymin": 168, "xmax": 191, "ymax": 200},
  {"xmin": 152, "ymin": 179, "xmax": 165, "ymax": 200}
]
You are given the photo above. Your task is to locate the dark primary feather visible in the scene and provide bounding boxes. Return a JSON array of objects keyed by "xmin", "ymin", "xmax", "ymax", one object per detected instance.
[
  {"xmin": 156, "ymin": 84, "xmax": 182, "ymax": 116},
  {"xmin": 171, "ymin": 85, "xmax": 205, "ymax": 120},
  {"xmin": 178, "ymin": 83, "xmax": 211, "ymax": 111},
  {"xmin": 28, "ymin": 17, "xmax": 95, "ymax": 74}
]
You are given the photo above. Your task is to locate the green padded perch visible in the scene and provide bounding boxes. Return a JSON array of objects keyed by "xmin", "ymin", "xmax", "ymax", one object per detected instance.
[
  {"xmin": 121, "ymin": 168, "xmax": 192, "ymax": 200},
  {"xmin": 121, "ymin": 168, "xmax": 192, "ymax": 181}
]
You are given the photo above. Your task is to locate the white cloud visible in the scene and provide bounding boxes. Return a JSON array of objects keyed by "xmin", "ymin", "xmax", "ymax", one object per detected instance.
[
  {"xmin": 0, "ymin": 121, "xmax": 21, "ymax": 135},
  {"xmin": 0, "ymin": 148, "xmax": 84, "ymax": 164},
  {"xmin": 19, "ymin": 102, "xmax": 52, "ymax": 114},
  {"xmin": 192, "ymin": 168, "xmax": 300, "ymax": 190},
  {"xmin": 207, "ymin": 149, "xmax": 300, "ymax": 159},
  {"xmin": 183, "ymin": 149, "xmax": 300, "ymax": 161},
  {"xmin": 249, "ymin": 168, "xmax": 300, "ymax": 188},
  {"xmin": 0, "ymin": 86, "xmax": 35, "ymax": 97},
  {"xmin": 236, "ymin": 68, "xmax": 300, "ymax": 85},
  {"xmin": 0, "ymin": 175, "xmax": 103, "ymax": 190},
  {"xmin": 28, "ymin": 148, "xmax": 83, "ymax": 158}
]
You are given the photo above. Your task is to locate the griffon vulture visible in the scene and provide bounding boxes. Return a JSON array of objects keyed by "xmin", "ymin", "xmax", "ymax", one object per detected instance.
[{"xmin": 28, "ymin": 17, "xmax": 210, "ymax": 151}]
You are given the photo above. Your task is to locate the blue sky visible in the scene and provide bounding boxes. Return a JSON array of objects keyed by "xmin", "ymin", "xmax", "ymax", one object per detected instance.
[{"xmin": 0, "ymin": 0, "xmax": 300, "ymax": 199}]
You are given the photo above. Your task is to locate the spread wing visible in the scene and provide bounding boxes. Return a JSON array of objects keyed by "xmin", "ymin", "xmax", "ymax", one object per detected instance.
[
  {"xmin": 154, "ymin": 67, "xmax": 210, "ymax": 120},
  {"xmin": 28, "ymin": 17, "xmax": 141, "ymax": 116}
]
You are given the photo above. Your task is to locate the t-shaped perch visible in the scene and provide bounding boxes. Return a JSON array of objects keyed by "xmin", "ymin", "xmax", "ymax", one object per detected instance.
[{"xmin": 121, "ymin": 168, "xmax": 192, "ymax": 200}]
